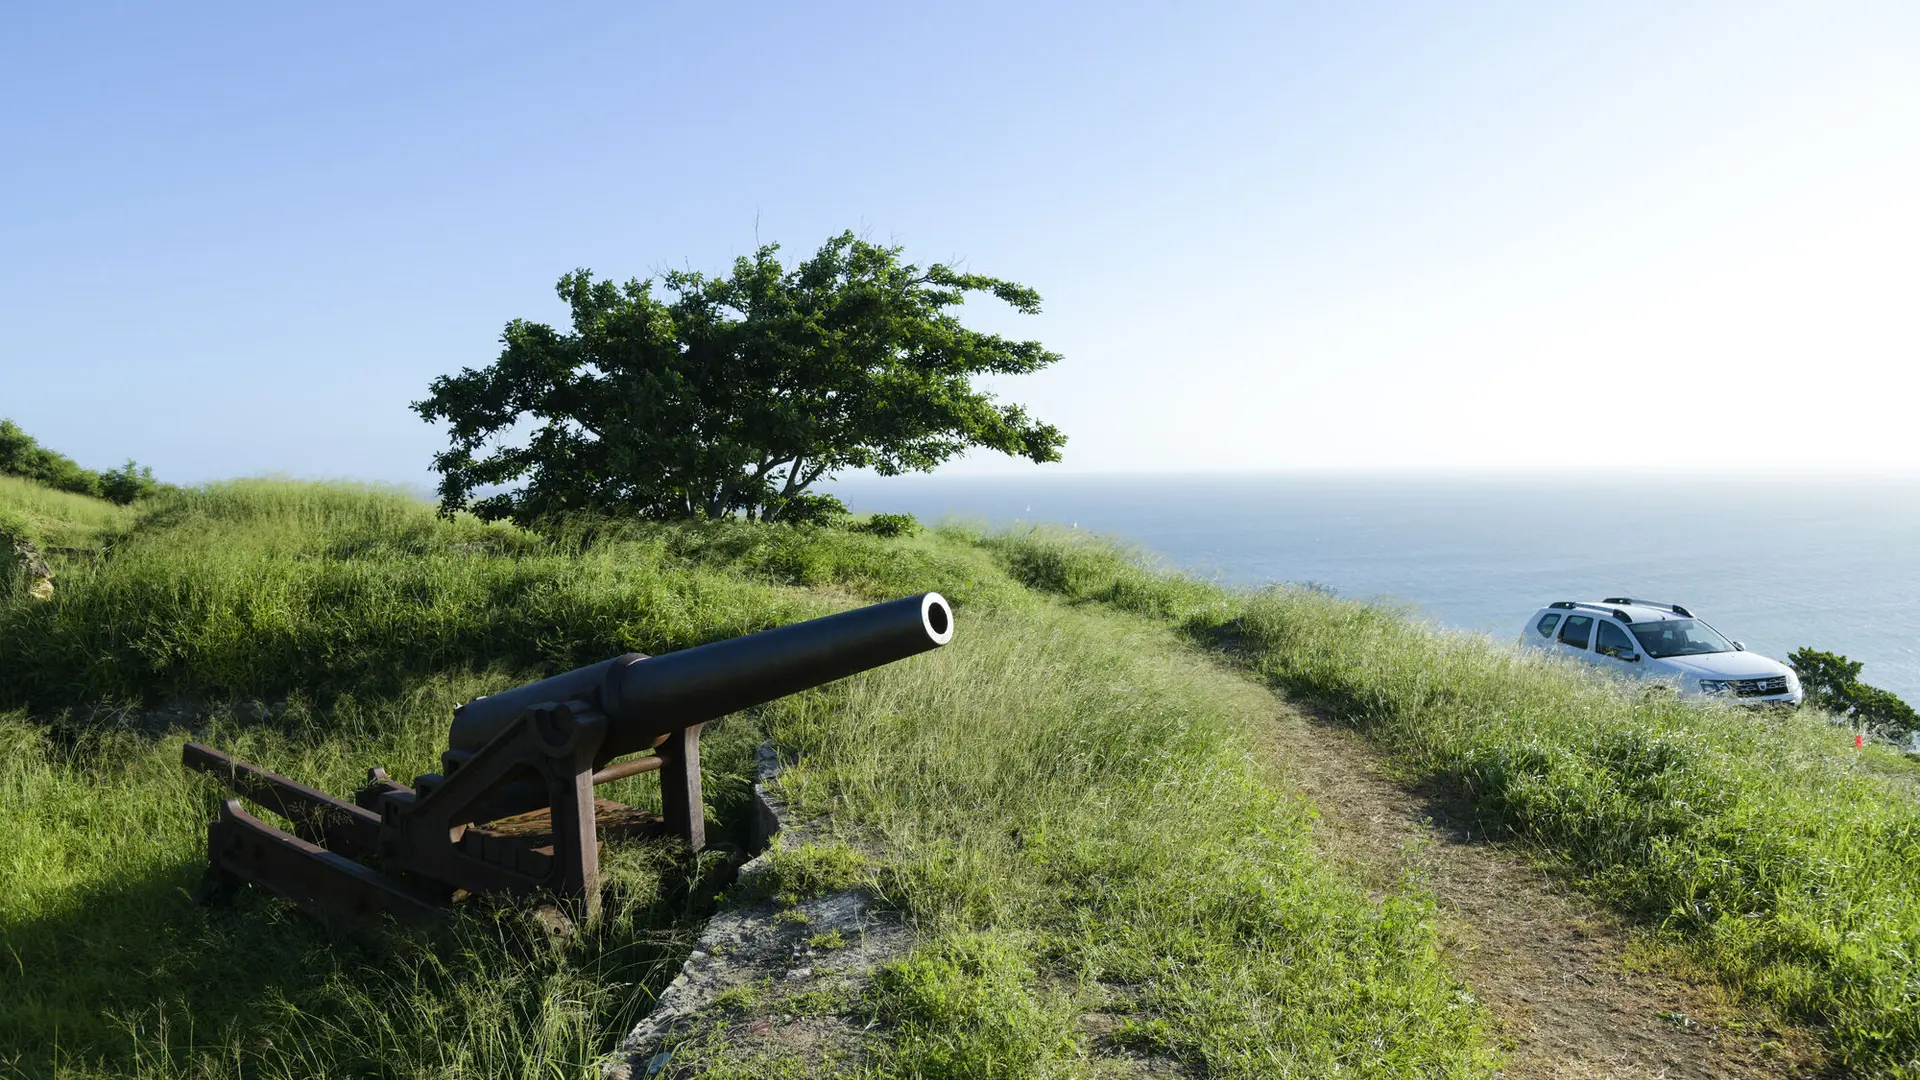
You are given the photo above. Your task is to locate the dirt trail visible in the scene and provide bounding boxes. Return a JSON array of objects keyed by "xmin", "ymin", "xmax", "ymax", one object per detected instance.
[{"xmin": 1261, "ymin": 701, "xmax": 1826, "ymax": 1080}]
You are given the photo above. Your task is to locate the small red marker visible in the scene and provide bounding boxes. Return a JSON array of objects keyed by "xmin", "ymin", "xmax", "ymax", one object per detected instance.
[{"xmin": 1856, "ymin": 733, "xmax": 1865, "ymax": 749}]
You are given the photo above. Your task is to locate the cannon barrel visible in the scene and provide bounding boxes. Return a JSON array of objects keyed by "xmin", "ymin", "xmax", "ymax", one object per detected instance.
[{"xmin": 448, "ymin": 592, "xmax": 954, "ymax": 764}]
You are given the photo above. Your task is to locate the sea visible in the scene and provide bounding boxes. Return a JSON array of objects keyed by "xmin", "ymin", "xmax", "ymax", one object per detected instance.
[{"xmin": 827, "ymin": 473, "xmax": 1920, "ymax": 705}]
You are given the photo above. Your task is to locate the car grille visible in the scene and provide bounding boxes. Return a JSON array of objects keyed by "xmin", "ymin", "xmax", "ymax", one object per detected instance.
[{"xmin": 1733, "ymin": 676, "xmax": 1790, "ymax": 698}]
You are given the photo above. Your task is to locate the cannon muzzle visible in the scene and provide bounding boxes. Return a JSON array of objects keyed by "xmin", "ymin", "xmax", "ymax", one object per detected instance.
[{"xmin": 448, "ymin": 592, "xmax": 954, "ymax": 764}]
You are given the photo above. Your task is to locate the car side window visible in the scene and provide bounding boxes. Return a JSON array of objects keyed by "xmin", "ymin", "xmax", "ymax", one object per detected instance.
[
  {"xmin": 1536, "ymin": 613, "xmax": 1563, "ymax": 637},
  {"xmin": 1557, "ymin": 615, "xmax": 1593, "ymax": 649},
  {"xmin": 1595, "ymin": 621, "xmax": 1635, "ymax": 658}
]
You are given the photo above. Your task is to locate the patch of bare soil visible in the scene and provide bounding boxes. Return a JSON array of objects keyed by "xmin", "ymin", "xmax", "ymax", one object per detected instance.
[{"xmin": 1262, "ymin": 702, "xmax": 1827, "ymax": 1080}]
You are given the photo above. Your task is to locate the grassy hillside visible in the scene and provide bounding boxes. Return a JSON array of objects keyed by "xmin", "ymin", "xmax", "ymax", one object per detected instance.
[
  {"xmin": 0, "ymin": 480, "xmax": 1492, "ymax": 1079},
  {"xmin": 0, "ymin": 473, "xmax": 137, "ymax": 554},
  {"xmin": 14, "ymin": 478, "xmax": 1920, "ymax": 1075},
  {"xmin": 0, "ymin": 419, "xmax": 168, "ymax": 506},
  {"xmin": 992, "ymin": 527, "xmax": 1920, "ymax": 1076}
]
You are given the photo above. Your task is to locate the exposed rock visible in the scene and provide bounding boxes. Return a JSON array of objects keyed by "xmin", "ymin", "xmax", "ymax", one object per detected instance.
[
  {"xmin": 605, "ymin": 877, "xmax": 910, "ymax": 1078},
  {"xmin": 7, "ymin": 532, "xmax": 54, "ymax": 600},
  {"xmin": 603, "ymin": 745, "xmax": 916, "ymax": 1079},
  {"xmin": 530, "ymin": 903, "xmax": 576, "ymax": 940}
]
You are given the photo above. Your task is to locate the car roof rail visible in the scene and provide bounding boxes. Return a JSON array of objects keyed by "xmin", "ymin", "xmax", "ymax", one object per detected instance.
[
  {"xmin": 1601, "ymin": 597, "xmax": 1693, "ymax": 618},
  {"xmin": 1546, "ymin": 600, "xmax": 1634, "ymax": 622}
]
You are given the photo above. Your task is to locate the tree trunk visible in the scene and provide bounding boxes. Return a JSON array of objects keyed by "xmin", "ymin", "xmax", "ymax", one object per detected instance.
[{"xmin": 778, "ymin": 456, "xmax": 806, "ymax": 501}]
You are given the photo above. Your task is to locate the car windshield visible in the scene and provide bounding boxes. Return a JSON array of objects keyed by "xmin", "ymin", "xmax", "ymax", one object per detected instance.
[{"xmin": 1629, "ymin": 619, "xmax": 1734, "ymax": 658}]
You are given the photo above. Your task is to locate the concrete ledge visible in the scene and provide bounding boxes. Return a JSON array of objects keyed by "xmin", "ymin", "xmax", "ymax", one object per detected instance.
[{"xmin": 605, "ymin": 745, "xmax": 911, "ymax": 1078}]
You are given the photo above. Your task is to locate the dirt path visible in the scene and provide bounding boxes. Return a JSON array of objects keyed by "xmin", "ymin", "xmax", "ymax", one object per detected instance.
[{"xmin": 1261, "ymin": 701, "xmax": 1827, "ymax": 1080}]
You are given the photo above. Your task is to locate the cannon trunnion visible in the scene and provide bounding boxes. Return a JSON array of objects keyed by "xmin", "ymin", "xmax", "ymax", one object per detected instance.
[{"xmin": 184, "ymin": 593, "xmax": 954, "ymax": 932}]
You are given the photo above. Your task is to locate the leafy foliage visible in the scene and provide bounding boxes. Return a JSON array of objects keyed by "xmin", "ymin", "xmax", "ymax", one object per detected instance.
[
  {"xmin": 853, "ymin": 511, "xmax": 920, "ymax": 538},
  {"xmin": 1788, "ymin": 647, "xmax": 1920, "ymax": 733},
  {"xmin": 1789, "ymin": 648, "xmax": 1863, "ymax": 712},
  {"xmin": 0, "ymin": 419, "xmax": 167, "ymax": 504},
  {"xmin": 763, "ymin": 491, "xmax": 848, "ymax": 528},
  {"xmin": 99, "ymin": 459, "xmax": 163, "ymax": 504},
  {"xmin": 1, "ymin": 419, "xmax": 101, "ymax": 498},
  {"xmin": 414, "ymin": 232, "xmax": 1066, "ymax": 525},
  {"xmin": 1849, "ymin": 683, "xmax": 1920, "ymax": 732}
]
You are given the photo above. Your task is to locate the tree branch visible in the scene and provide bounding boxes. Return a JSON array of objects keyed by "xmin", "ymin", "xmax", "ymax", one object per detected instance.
[{"xmin": 777, "ymin": 456, "xmax": 806, "ymax": 501}]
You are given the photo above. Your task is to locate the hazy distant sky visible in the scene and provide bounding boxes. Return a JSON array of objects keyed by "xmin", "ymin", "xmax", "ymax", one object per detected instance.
[{"xmin": 4, "ymin": 3, "xmax": 1915, "ymax": 484}]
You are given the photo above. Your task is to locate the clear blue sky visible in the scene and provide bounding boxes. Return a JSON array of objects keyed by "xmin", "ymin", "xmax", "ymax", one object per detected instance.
[{"xmin": 4, "ymin": 2, "xmax": 1915, "ymax": 485}]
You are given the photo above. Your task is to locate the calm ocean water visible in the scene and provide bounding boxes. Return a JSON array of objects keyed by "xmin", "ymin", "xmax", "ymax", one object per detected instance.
[{"xmin": 828, "ymin": 474, "xmax": 1920, "ymax": 705}]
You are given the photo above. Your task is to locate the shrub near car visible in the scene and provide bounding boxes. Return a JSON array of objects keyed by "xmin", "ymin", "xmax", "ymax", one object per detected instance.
[{"xmin": 1519, "ymin": 598, "xmax": 1804, "ymax": 705}]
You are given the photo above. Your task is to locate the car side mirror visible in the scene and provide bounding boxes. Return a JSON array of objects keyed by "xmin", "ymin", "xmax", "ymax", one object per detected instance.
[
  {"xmin": 1622, "ymin": 652, "xmax": 1640, "ymax": 663},
  {"xmin": 1733, "ymin": 641, "xmax": 1746, "ymax": 651}
]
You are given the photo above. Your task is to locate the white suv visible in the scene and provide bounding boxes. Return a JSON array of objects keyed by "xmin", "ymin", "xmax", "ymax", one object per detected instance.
[{"xmin": 1518, "ymin": 598, "xmax": 1803, "ymax": 705}]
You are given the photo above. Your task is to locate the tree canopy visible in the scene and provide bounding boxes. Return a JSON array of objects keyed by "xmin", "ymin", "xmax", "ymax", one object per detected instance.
[{"xmin": 413, "ymin": 232, "xmax": 1066, "ymax": 524}]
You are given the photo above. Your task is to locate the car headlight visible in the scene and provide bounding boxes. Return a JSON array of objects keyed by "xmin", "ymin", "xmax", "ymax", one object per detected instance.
[{"xmin": 1697, "ymin": 679, "xmax": 1732, "ymax": 696}]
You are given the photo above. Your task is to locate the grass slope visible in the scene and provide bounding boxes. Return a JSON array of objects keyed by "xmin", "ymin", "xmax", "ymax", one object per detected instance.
[
  {"xmin": 737, "ymin": 602, "xmax": 1488, "ymax": 1078},
  {"xmin": 0, "ymin": 481, "xmax": 1491, "ymax": 1078},
  {"xmin": 991, "ymin": 526, "xmax": 1920, "ymax": 1077},
  {"xmin": 0, "ymin": 474, "xmax": 136, "ymax": 554},
  {"xmin": 1, "ymin": 685, "xmax": 746, "ymax": 1079}
]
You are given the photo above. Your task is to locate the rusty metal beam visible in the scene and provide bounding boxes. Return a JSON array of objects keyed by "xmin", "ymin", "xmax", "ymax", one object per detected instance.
[{"xmin": 591, "ymin": 753, "xmax": 664, "ymax": 786}]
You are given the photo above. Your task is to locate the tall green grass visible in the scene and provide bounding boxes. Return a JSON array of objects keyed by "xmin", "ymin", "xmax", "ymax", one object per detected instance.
[
  {"xmin": 1235, "ymin": 588, "xmax": 1920, "ymax": 1075},
  {"xmin": 972, "ymin": 524, "xmax": 1227, "ymax": 623},
  {"xmin": 749, "ymin": 603, "xmax": 1491, "ymax": 1078},
  {"xmin": 985, "ymin": 526, "xmax": 1920, "ymax": 1076},
  {"xmin": 0, "ymin": 474, "xmax": 136, "ymax": 554},
  {"xmin": 0, "ymin": 481, "xmax": 1039, "ymax": 712},
  {"xmin": 0, "ymin": 679, "xmax": 757, "ymax": 1079},
  {"xmin": 0, "ymin": 481, "xmax": 823, "ymax": 711},
  {"xmin": 1, "ymin": 480, "xmax": 1494, "ymax": 1077}
]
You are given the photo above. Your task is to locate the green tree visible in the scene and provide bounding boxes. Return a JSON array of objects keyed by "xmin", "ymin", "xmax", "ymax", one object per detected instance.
[
  {"xmin": 1850, "ymin": 683, "xmax": 1920, "ymax": 733},
  {"xmin": 412, "ymin": 232, "xmax": 1066, "ymax": 524},
  {"xmin": 99, "ymin": 459, "xmax": 162, "ymax": 504},
  {"xmin": 0, "ymin": 420, "xmax": 166, "ymax": 505},
  {"xmin": 1788, "ymin": 647, "xmax": 1920, "ymax": 735},
  {"xmin": 1788, "ymin": 648, "xmax": 1863, "ymax": 714},
  {"xmin": 0, "ymin": 419, "xmax": 100, "ymax": 497}
]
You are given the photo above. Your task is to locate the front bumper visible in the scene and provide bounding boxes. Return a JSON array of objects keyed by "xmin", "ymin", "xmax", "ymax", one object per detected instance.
[
  {"xmin": 1694, "ymin": 675, "xmax": 1801, "ymax": 706},
  {"xmin": 1730, "ymin": 691, "xmax": 1803, "ymax": 708}
]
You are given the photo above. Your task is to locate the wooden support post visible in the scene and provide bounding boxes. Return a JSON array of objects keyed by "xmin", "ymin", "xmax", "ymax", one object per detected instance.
[
  {"xmin": 658, "ymin": 724, "xmax": 706, "ymax": 852},
  {"xmin": 548, "ymin": 760, "xmax": 601, "ymax": 922}
]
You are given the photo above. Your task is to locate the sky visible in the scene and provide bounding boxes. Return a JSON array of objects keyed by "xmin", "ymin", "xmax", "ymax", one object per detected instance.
[{"xmin": 4, "ymin": 2, "xmax": 1917, "ymax": 485}]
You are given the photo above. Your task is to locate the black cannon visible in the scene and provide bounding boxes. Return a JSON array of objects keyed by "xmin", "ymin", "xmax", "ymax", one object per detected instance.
[{"xmin": 183, "ymin": 592, "xmax": 954, "ymax": 932}]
